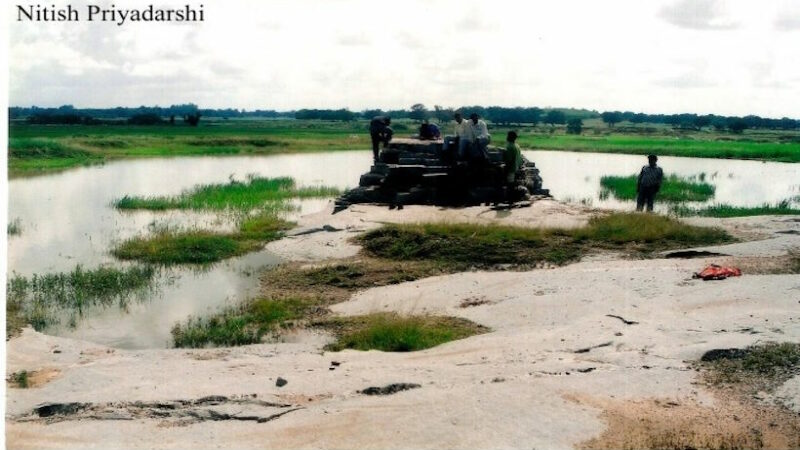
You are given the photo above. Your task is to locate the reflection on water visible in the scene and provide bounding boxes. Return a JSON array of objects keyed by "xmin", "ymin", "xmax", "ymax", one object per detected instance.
[{"xmin": 7, "ymin": 150, "xmax": 799, "ymax": 348}]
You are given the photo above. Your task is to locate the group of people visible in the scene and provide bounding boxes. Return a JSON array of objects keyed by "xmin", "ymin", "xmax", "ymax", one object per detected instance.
[
  {"xmin": 371, "ymin": 113, "xmax": 664, "ymax": 211},
  {"xmin": 445, "ymin": 112, "xmax": 491, "ymax": 163}
]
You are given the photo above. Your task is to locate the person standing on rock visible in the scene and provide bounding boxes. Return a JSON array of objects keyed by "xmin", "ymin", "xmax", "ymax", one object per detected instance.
[
  {"xmin": 446, "ymin": 111, "xmax": 472, "ymax": 160},
  {"xmin": 468, "ymin": 113, "xmax": 490, "ymax": 163},
  {"xmin": 636, "ymin": 154, "xmax": 664, "ymax": 212},
  {"xmin": 369, "ymin": 116, "xmax": 393, "ymax": 163},
  {"xmin": 504, "ymin": 131, "xmax": 523, "ymax": 183}
]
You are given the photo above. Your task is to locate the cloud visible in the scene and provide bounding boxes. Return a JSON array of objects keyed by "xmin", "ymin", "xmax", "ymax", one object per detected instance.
[
  {"xmin": 655, "ymin": 71, "xmax": 715, "ymax": 89},
  {"xmin": 336, "ymin": 33, "xmax": 371, "ymax": 47},
  {"xmin": 774, "ymin": 12, "xmax": 800, "ymax": 31},
  {"xmin": 659, "ymin": 0, "xmax": 738, "ymax": 30},
  {"xmin": 454, "ymin": 14, "xmax": 498, "ymax": 32}
]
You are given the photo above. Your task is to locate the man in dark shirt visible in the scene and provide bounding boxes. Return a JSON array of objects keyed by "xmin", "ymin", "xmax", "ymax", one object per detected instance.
[
  {"xmin": 636, "ymin": 154, "xmax": 664, "ymax": 212},
  {"xmin": 369, "ymin": 116, "xmax": 393, "ymax": 163}
]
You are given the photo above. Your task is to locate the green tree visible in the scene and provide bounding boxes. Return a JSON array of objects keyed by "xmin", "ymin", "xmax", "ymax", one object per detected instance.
[
  {"xmin": 600, "ymin": 111, "xmax": 623, "ymax": 128},
  {"xmin": 409, "ymin": 104, "xmax": 428, "ymax": 122},
  {"xmin": 544, "ymin": 110, "xmax": 566, "ymax": 126},
  {"xmin": 566, "ymin": 118, "xmax": 583, "ymax": 134}
]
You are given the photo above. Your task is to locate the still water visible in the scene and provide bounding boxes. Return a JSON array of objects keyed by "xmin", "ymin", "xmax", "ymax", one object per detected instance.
[{"xmin": 7, "ymin": 150, "xmax": 799, "ymax": 348}]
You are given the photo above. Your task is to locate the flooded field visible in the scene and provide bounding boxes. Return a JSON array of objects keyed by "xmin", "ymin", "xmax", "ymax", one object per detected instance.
[{"xmin": 7, "ymin": 150, "xmax": 799, "ymax": 348}]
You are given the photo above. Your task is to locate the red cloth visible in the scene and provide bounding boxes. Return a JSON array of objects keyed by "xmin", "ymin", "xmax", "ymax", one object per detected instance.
[{"xmin": 694, "ymin": 264, "xmax": 742, "ymax": 281}]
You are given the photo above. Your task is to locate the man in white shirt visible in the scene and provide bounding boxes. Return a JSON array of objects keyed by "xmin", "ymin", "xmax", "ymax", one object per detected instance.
[
  {"xmin": 468, "ymin": 113, "xmax": 490, "ymax": 162},
  {"xmin": 444, "ymin": 111, "xmax": 473, "ymax": 160}
]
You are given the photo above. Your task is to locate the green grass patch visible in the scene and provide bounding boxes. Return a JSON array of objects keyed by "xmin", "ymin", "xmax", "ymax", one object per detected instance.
[
  {"xmin": 600, "ymin": 174, "xmax": 715, "ymax": 202},
  {"xmin": 112, "ymin": 231, "xmax": 262, "ymax": 264},
  {"xmin": 7, "ymin": 218, "xmax": 22, "ymax": 236},
  {"xmin": 114, "ymin": 176, "xmax": 340, "ymax": 211},
  {"xmin": 671, "ymin": 201, "xmax": 800, "ymax": 217},
  {"xmin": 171, "ymin": 297, "xmax": 314, "ymax": 348},
  {"xmin": 700, "ymin": 342, "xmax": 800, "ymax": 386},
  {"xmin": 112, "ymin": 213, "xmax": 294, "ymax": 265},
  {"xmin": 6, "ymin": 265, "xmax": 157, "ymax": 336},
  {"xmin": 322, "ymin": 313, "xmax": 487, "ymax": 352},
  {"xmin": 359, "ymin": 213, "xmax": 732, "ymax": 267}
]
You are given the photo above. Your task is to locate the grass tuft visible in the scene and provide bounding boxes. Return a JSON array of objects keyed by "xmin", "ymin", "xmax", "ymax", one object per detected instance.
[
  {"xmin": 7, "ymin": 218, "xmax": 22, "ymax": 236},
  {"xmin": 600, "ymin": 174, "xmax": 715, "ymax": 202},
  {"xmin": 8, "ymin": 371, "xmax": 29, "ymax": 389},
  {"xmin": 322, "ymin": 313, "xmax": 487, "ymax": 352},
  {"xmin": 6, "ymin": 265, "xmax": 157, "ymax": 336}
]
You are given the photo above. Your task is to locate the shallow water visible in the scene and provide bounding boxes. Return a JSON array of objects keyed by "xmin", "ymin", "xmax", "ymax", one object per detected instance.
[{"xmin": 7, "ymin": 150, "xmax": 799, "ymax": 348}]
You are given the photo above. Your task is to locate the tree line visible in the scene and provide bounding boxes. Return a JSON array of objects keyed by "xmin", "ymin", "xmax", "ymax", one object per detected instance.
[{"xmin": 9, "ymin": 104, "xmax": 799, "ymax": 133}]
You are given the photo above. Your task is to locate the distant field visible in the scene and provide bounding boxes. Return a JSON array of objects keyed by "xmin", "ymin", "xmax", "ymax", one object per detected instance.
[{"xmin": 8, "ymin": 119, "xmax": 800, "ymax": 176}]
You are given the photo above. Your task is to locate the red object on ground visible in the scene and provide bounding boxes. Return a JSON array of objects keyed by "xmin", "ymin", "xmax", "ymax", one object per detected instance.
[{"xmin": 693, "ymin": 264, "xmax": 742, "ymax": 281}]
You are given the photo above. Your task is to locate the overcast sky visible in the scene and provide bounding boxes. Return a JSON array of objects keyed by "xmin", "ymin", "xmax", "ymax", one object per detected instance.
[{"xmin": 8, "ymin": 0, "xmax": 800, "ymax": 117}]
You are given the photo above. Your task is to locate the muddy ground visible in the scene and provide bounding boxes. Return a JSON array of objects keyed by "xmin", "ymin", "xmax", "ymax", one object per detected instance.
[{"xmin": 6, "ymin": 200, "xmax": 800, "ymax": 449}]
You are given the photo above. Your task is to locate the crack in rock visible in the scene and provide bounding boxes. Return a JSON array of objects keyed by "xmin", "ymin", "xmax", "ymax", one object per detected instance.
[
  {"xmin": 360, "ymin": 383, "xmax": 421, "ymax": 396},
  {"xmin": 574, "ymin": 341, "xmax": 614, "ymax": 354},
  {"xmin": 16, "ymin": 395, "xmax": 301, "ymax": 426}
]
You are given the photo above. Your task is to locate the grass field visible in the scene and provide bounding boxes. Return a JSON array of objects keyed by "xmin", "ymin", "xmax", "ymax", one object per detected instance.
[{"xmin": 8, "ymin": 119, "xmax": 800, "ymax": 176}]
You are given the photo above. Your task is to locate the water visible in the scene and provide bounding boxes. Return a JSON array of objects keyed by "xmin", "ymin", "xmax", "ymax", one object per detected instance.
[{"xmin": 7, "ymin": 150, "xmax": 798, "ymax": 348}]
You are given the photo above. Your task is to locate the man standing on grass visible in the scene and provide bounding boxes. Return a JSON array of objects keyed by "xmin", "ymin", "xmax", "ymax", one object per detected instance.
[
  {"xmin": 636, "ymin": 154, "xmax": 664, "ymax": 212},
  {"xmin": 369, "ymin": 116, "xmax": 393, "ymax": 163}
]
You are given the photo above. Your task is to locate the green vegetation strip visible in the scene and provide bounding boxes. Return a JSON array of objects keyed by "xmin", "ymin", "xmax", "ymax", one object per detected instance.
[
  {"xmin": 8, "ymin": 121, "xmax": 368, "ymax": 175},
  {"xmin": 9, "ymin": 121, "xmax": 800, "ymax": 176},
  {"xmin": 6, "ymin": 265, "xmax": 156, "ymax": 336},
  {"xmin": 671, "ymin": 201, "xmax": 800, "ymax": 217},
  {"xmin": 114, "ymin": 176, "xmax": 340, "ymax": 211},
  {"xmin": 516, "ymin": 134, "xmax": 800, "ymax": 163},
  {"xmin": 8, "ymin": 138, "xmax": 104, "ymax": 173},
  {"xmin": 112, "ymin": 213, "xmax": 293, "ymax": 264},
  {"xmin": 600, "ymin": 174, "xmax": 715, "ymax": 202},
  {"xmin": 359, "ymin": 213, "xmax": 733, "ymax": 267}
]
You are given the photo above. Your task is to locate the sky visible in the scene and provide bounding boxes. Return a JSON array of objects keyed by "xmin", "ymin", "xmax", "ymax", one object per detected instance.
[{"xmin": 7, "ymin": 0, "xmax": 800, "ymax": 117}]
